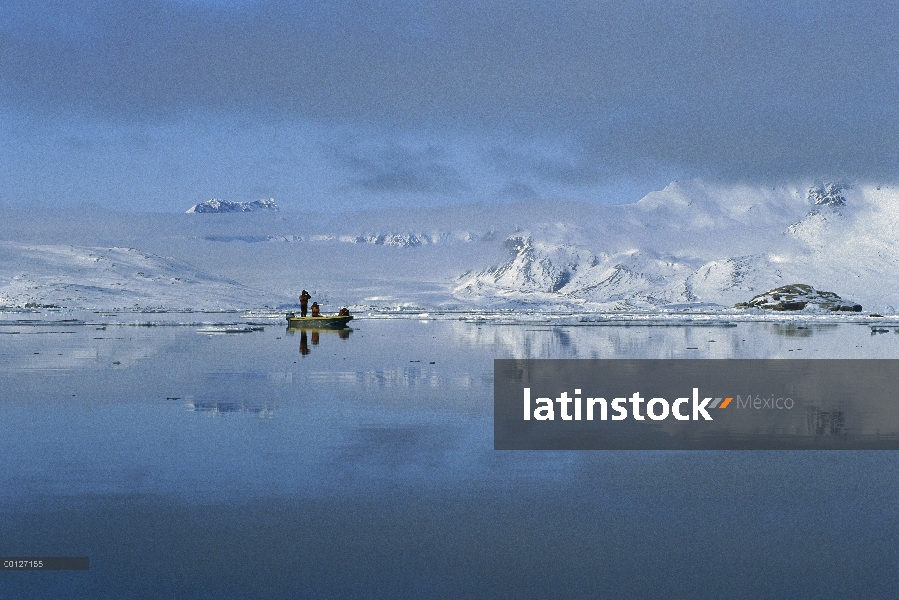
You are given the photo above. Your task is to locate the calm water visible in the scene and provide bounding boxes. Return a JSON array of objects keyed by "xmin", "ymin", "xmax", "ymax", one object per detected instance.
[{"xmin": 2, "ymin": 318, "xmax": 899, "ymax": 598}]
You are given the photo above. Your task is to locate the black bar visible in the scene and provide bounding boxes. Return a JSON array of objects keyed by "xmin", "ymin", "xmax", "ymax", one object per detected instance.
[{"xmin": 1, "ymin": 557, "xmax": 89, "ymax": 570}]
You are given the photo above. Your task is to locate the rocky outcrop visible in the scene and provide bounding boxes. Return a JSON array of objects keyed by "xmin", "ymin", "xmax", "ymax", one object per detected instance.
[
  {"xmin": 735, "ymin": 284, "xmax": 861, "ymax": 312},
  {"xmin": 808, "ymin": 183, "xmax": 847, "ymax": 207}
]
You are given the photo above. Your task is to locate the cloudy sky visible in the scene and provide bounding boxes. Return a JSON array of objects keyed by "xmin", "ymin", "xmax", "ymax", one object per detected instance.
[{"xmin": 1, "ymin": 0, "xmax": 897, "ymax": 212}]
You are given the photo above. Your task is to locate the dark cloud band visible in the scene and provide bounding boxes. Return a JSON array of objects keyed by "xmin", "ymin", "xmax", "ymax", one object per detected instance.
[{"xmin": 1, "ymin": 0, "xmax": 898, "ymax": 204}]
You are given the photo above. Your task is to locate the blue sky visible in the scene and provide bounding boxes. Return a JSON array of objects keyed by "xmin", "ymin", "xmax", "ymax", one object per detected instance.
[{"xmin": 1, "ymin": 1, "xmax": 898, "ymax": 212}]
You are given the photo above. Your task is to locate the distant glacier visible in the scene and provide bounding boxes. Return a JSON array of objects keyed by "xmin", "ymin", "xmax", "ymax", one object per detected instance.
[{"xmin": 186, "ymin": 198, "xmax": 278, "ymax": 213}]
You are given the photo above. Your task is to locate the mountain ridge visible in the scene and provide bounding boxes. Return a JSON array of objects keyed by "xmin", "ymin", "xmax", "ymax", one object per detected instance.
[
  {"xmin": 186, "ymin": 198, "xmax": 279, "ymax": 214},
  {"xmin": 2, "ymin": 180, "xmax": 898, "ymax": 313}
]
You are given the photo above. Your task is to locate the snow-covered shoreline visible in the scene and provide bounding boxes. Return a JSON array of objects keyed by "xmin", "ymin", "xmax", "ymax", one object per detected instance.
[{"xmin": 1, "ymin": 306, "xmax": 898, "ymax": 328}]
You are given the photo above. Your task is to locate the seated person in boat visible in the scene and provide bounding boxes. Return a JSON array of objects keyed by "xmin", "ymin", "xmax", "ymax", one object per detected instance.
[
  {"xmin": 338, "ymin": 307, "xmax": 350, "ymax": 316},
  {"xmin": 310, "ymin": 302, "xmax": 321, "ymax": 317}
]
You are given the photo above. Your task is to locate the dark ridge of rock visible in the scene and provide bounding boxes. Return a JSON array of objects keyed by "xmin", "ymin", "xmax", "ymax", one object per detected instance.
[
  {"xmin": 808, "ymin": 183, "xmax": 847, "ymax": 207},
  {"xmin": 735, "ymin": 284, "xmax": 862, "ymax": 312}
]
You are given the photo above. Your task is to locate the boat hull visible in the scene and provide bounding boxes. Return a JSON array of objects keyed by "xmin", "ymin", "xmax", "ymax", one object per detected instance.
[{"xmin": 285, "ymin": 313, "xmax": 353, "ymax": 329}]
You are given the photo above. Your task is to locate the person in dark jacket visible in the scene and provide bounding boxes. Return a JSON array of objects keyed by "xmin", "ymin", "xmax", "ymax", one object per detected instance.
[
  {"xmin": 299, "ymin": 290, "xmax": 311, "ymax": 317},
  {"xmin": 310, "ymin": 302, "xmax": 321, "ymax": 317}
]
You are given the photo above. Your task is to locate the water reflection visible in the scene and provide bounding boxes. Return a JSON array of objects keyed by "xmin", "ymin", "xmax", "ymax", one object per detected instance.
[
  {"xmin": 310, "ymin": 365, "xmax": 443, "ymax": 389},
  {"xmin": 809, "ymin": 409, "xmax": 845, "ymax": 435},
  {"xmin": 4, "ymin": 319, "xmax": 899, "ymax": 599},
  {"xmin": 766, "ymin": 323, "xmax": 840, "ymax": 338},
  {"xmin": 455, "ymin": 320, "xmax": 898, "ymax": 359},
  {"xmin": 287, "ymin": 327, "xmax": 352, "ymax": 356},
  {"xmin": 184, "ymin": 396, "xmax": 275, "ymax": 418}
]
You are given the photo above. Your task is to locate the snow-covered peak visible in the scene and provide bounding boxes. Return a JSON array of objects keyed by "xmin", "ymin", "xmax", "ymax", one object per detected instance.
[
  {"xmin": 633, "ymin": 179, "xmax": 807, "ymax": 229},
  {"xmin": 186, "ymin": 198, "xmax": 279, "ymax": 213}
]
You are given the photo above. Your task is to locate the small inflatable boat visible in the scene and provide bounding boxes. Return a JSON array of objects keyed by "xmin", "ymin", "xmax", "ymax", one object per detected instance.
[{"xmin": 285, "ymin": 313, "xmax": 353, "ymax": 329}]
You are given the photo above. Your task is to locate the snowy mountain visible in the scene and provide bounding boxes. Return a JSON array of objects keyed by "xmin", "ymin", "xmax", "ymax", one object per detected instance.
[
  {"xmin": 186, "ymin": 198, "xmax": 278, "ymax": 213},
  {"xmin": 0, "ymin": 242, "xmax": 278, "ymax": 311},
  {"xmin": 451, "ymin": 181, "xmax": 899, "ymax": 312},
  {"xmin": 2, "ymin": 180, "xmax": 899, "ymax": 313}
]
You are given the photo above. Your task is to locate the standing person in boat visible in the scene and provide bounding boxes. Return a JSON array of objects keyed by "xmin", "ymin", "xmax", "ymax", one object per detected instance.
[
  {"xmin": 299, "ymin": 290, "xmax": 311, "ymax": 317},
  {"xmin": 310, "ymin": 302, "xmax": 321, "ymax": 317}
]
